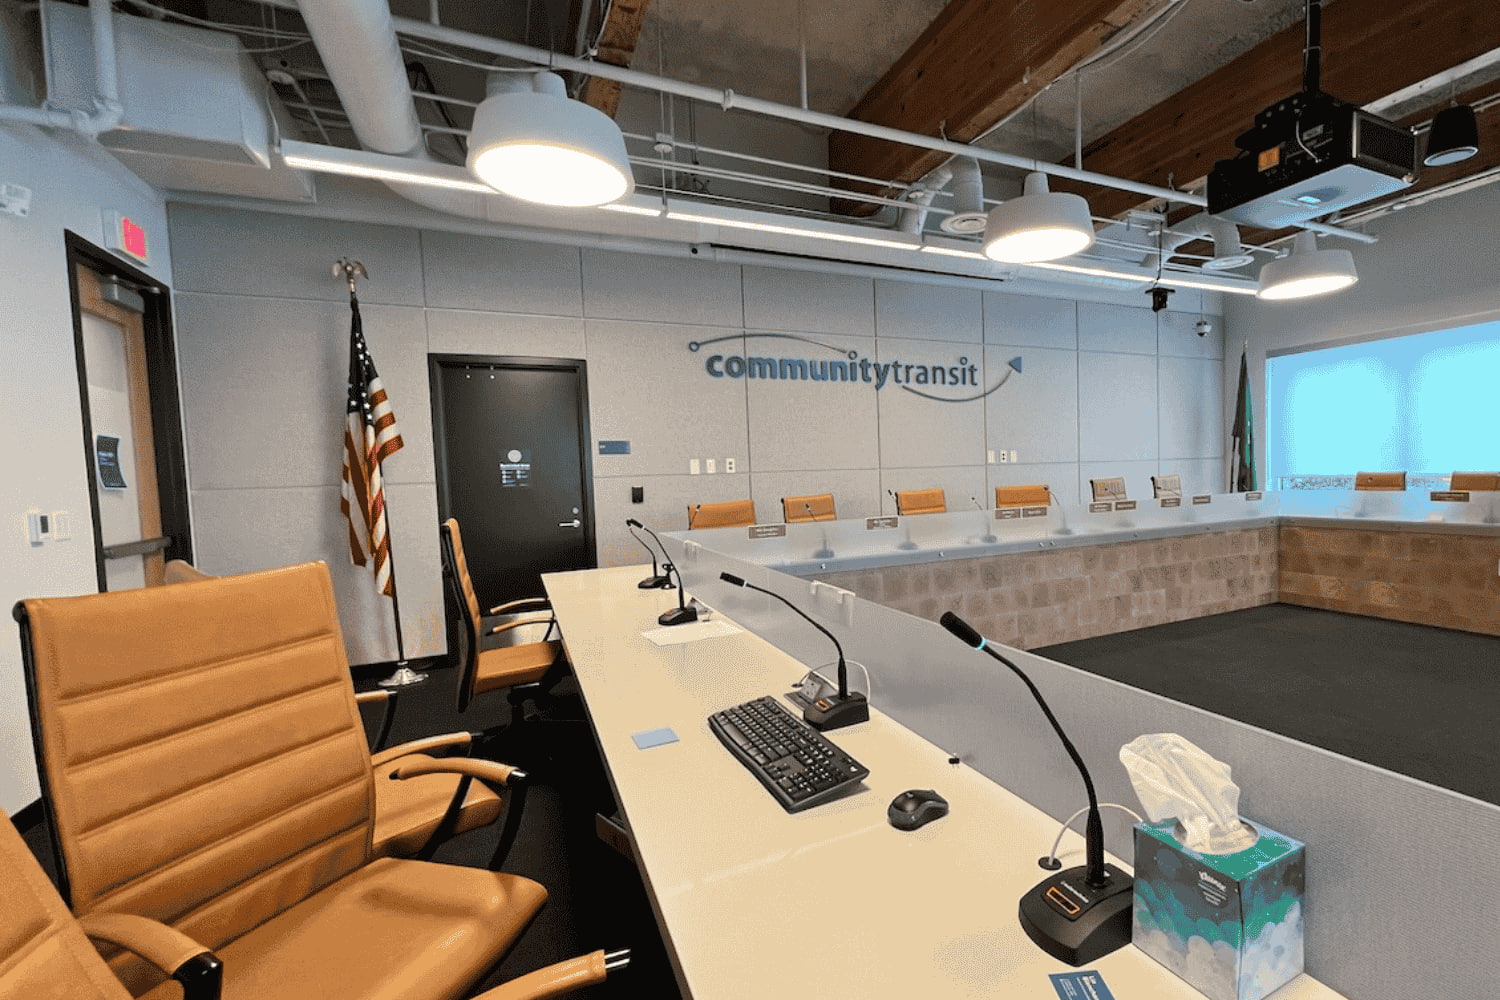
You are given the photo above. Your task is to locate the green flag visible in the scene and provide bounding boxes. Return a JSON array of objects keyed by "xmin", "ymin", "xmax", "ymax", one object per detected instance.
[{"xmin": 1230, "ymin": 349, "xmax": 1257, "ymax": 491}]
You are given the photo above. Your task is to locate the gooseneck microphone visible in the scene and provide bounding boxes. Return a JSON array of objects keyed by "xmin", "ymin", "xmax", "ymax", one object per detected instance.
[
  {"xmin": 970, "ymin": 496, "xmax": 998, "ymax": 544},
  {"xmin": 805, "ymin": 503, "xmax": 835, "ymax": 559},
  {"xmin": 625, "ymin": 520, "xmax": 671, "ymax": 589},
  {"xmin": 938, "ymin": 611, "xmax": 1133, "ymax": 966},
  {"xmin": 627, "ymin": 518, "xmax": 697, "ymax": 626},
  {"xmin": 721, "ymin": 572, "xmax": 868, "ymax": 731}
]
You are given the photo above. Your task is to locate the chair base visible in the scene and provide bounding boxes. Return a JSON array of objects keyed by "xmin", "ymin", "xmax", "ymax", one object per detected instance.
[{"xmin": 378, "ymin": 665, "xmax": 430, "ymax": 688}]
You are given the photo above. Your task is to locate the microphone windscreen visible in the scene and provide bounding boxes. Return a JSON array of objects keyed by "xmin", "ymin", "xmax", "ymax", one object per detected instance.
[
  {"xmin": 939, "ymin": 611, "xmax": 985, "ymax": 648},
  {"xmin": 719, "ymin": 572, "xmax": 747, "ymax": 587}
]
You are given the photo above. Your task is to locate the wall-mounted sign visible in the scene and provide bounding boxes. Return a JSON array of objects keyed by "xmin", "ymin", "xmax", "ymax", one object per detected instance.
[
  {"xmin": 499, "ymin": 448, "xmax": 531, "ymax": 488},
  {"xmin": 748, "ymin": 524, "xmax": 787, "ymax": 539},
  {"xmin": 1431, "ymin": 490, "xmax": 1471, "ymax": 502},
  {"xmin": 95, "ymin": 435, "xmax": 127, "ymax": 489},
  {"xmin": 688, "ymin": 333, "xmax": 1023, "ymax": 404},
  {"xmin": 1244, "ymin": 491, "xmax": 1263, "ymax": 501},
  {"xmin": 1021, "ymin": 506, "xmax": 1048, "ymax": 518},
  {"xmin": 865, "ymin": 516, "xmax": 899, "ymax": 530},
  {"xmin": 1160, "ymin": 498, "xmax": 1182, "ymax": 508},
  {"xmin": 103, "ymin": 210, "xmax": 149, "ymax": 265},
  {"xmin": 1192, "ymin": 495, "xmax": 1212, "ymax": 505},
  {"xmin": 598, "ymin": 440, "xmax": 631, "ymax": 455}
]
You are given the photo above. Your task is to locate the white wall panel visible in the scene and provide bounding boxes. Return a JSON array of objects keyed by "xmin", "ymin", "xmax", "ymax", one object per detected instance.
[
  {"xmin": 746, "ymin": 341, "xmax": 879, "ymax": 472},
  {"xmin": 1159, "ymin": 356, "xmax": 1224, "ymax": 460},
  {"xmin": 1078, "ymin": 352, "xmax": 1159, "ymax": 462},
  {"xmin": 874, "ymin": 279, "xmax": 983, "ymax": 343},
  {"xmin": 1157, "ymin": 308, "xmax": 1224, "ymax": 360},
  {"xmin": 592, "ymin": 472, "xmax": 753, "ymax": 566},
  {"xmin": 420, "ymin": 230, "xmax": 582, "ymax": 315},
  {"xmin": 742, "ymin": 266, "xmax": 874, "ymax": 337},
  {"xmin": 875, "ymin": 339, "xmax": 987, "ymax": 468},
  {"xmin": 983, "ymin": 345, "xmax": 1079, "ymax": 464},
  {"xmin": 983, "ymin": 292, "xmax": 1078, "ymax": 350},
  {"xmin": 426, "ymin": 309, "xmax": 586, "ymax": 359},
  {"xmin": 1078, "ymin": 301, "xmax": 1156, "ymax": 355},
  {"xmin": 581, "ymin": 248, "xmax": 742, "ymax": 326}
]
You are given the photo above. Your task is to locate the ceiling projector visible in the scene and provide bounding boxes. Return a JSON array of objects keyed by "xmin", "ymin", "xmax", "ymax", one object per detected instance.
[{"xmin": 1206, "ymin": 0, "xmax": 1417, "ymax": 229}]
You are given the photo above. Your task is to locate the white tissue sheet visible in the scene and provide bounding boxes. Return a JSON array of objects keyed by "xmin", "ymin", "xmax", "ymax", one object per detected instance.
[{"xmin": 1120, "ymin": 733, "xmax": 1257, "ymax": 854}]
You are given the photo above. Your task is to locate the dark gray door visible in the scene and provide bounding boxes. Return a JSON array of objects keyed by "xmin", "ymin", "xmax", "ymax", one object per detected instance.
[{"xmin": 431, "ymin": 355, "xmax": 595, "ymax": 606}]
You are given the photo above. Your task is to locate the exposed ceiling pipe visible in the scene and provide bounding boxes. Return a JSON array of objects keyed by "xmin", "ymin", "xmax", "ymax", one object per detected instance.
[
  {"xmin": 940, "ymin": 158, "xmax": 987, "ymax": 235},
  {"xmin": 0, "ymin": 0, "xmax": 122, "ymax": 135},
  {"xmin": 1157, "ymin": 212, "xmax": 1256, "ymax": 271},
  {"xmin": 898, "ymin": 166, "xmax": 952, "ymax": 235},
  {"xmin": 292, "ymin": 0, "xmax": 421, "ymax": 155}
]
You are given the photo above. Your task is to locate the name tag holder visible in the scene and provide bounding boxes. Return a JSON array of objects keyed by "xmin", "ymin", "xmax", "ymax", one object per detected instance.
[
  {"xmin": 747, "ymin": 524, "xmax": 787, "ymax": 539},
  {"xmin": 1431, "ymin": 491, "xmax": 1471, "ymax": 503},
  {"xmin": 865, "ymin": 516, "xmax": 899, "ymax": 531}
]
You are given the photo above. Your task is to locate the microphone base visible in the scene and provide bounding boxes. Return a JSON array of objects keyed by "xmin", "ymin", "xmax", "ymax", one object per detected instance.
[
  {"xmin": 812, "ymin": 548, "xmax": 836, "ymax": 559},
  {"xmin": 637, "ymin": 575, "xmax": 672, "ymax": 589},
  {"xmin": 1018, "ymin": 863, "xmax": 1133, "ymax": 967},
  {"xmin": 657, "ymin": 604, "xmax": 699, "ymax": 627},
  {"xmin": 802, "ymin": 691, "xmax": 869, "ymax": 731}
]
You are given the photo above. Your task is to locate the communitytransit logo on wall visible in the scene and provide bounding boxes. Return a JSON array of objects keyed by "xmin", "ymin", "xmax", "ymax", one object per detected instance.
[{"xmin": 688, "ymin": 332, "xmax": 1022, "ymax": 403}]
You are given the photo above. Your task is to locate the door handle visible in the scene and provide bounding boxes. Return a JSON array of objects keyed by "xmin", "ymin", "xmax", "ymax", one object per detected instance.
[{"xmin": 559, "ymin": 519, "xmax": 581, "ymax": 529}]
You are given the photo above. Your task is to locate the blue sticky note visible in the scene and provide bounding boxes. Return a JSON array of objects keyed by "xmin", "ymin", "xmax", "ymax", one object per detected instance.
[
  {"xmin": 1049, "ymin": 971, "xmax": 1116, "ymax": 1000},
  {"xmin": 631, "ymin": 727, "xmax": 679, "ymax": 750}
]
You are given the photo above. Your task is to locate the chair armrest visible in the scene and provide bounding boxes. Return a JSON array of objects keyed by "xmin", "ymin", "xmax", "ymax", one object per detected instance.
[
  {"xmin": 369, "ymin": 731, "xmax": 473, "ymax": 768},
  {"xmin": 79, "ymin": 913, "xmax": 223, "ymax": 1000},
  {"xmin": 354, "ymin": 689, "xmax": 400, "ymax": 751},
  {"xmin": 388, "ymin": 756, "xmax": 523, "ymax": 789},
  {"xmin": 489, "ymin": 614, "xmax": 555, "ymax": 636},
  {"xmin": 471, "ymin": 949, "xmax": 629, "ymax": 1000},
  {"xmin": 488, "ymin": 596, "xmax": 552, "ymax": 616},
  {"xmin": 354, "ymin": 690, "xmax": 390, "ymax": 706}
]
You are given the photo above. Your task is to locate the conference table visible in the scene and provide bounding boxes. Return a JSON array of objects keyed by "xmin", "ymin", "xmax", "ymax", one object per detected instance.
[{"xmin": 542, "ymin": 565, "xmax": 1346, "ymax": 1000}]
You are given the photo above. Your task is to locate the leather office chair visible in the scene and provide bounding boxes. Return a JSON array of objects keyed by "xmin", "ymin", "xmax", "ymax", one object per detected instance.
[
  {"xmin": 894, "ymin": 488, "xmax": 946, "ymax": 515},
  {"xmin": 1450, "ymin": 471, "xmax": 1500, "ymax": 491},
  {"xmin": 441, "ymin": 518, "xmax": 566, "ymax": 718},
  {"xmin": 12, "ymin": 561, "xmax": 612, "ymax": 1000},
  {"xmin": 1151, "ymin": 474, "xmax": 1183, "ymax": 500},
  {"xmin": 162, "ymin": 558, "xmax": 501, "ymax": 860},
  {"xmin": 687, "ymin": 498, "xmax": 757, "ymax": 528},
  {"xmin": 782, "ymin": 493, "xmax": 836, "ymax": 523},
  {"xmin": 994, "ymin": 484, "xmax": 1051, "ymax": 508},
  {"xmin": 0, "ymin": 810, "xmax": 222, "ymax": 1000},
  {"xmin": 1355, "ymin": 471, "xmax": 1406, "ymax": 491},
  {"xmin": 0, "ymin": 806, "xmax": 626, "ymax": 1000},
  {"xmin": 1090, "ymin": 477, "xmax": 1128, "ymax": 501}
]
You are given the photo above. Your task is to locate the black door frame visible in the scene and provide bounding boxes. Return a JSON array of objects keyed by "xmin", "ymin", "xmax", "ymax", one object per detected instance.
[
  {"xmin": 64, "ymin": 230, "xmax": 193, "ymax": 591},
  {"xmin": 428, "ymin": 353, "xmax": 598, "ymax": 571}
]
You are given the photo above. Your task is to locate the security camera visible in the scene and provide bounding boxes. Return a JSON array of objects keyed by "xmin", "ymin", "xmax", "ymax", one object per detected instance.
[
  {"xmin": 1147, "ymin": 287, "xmax": 1173, "ymax": 312},
  {"xmin": 1195, "ymin": 319, "xmax": 1213, "ymax": 337}
]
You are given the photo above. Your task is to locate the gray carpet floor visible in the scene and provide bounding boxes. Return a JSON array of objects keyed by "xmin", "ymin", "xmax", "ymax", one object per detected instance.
[{"xmin": 1036, "ymin": 603, "xmax": 1500, "ymax": 805}]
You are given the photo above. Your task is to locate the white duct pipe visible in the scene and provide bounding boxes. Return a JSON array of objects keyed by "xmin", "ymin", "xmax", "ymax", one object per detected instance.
[
  {"xmin": 940, "ymin": 157, "xmax": 986, "ymax": 234},
  {"xmin": 898, "ymin": 165, "xmax": 952, "ymax": 235},
  {"xmin": 292, "ymin": 0, "xmax": 421, "ymax": 155},
  {"xmin": 0, "ymin": 0, "xmax": 122, "ymax": 135}
]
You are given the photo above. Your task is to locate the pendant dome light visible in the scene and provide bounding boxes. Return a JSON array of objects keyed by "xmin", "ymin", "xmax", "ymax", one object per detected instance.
[
  {"xmin": 982, "ymin": 172, "xmax": 1096, "ymax": 263},
  {"xmin": 1256, "ymin": 230, "xmax": 1358, "ymax": 300},
  {"xmin": 467, "ymin": 71, "xmax": 634, "ymax": 207},
  {"xmin": 1423, "ymin": 104, "xmax": 1479, "ymax": 167}
]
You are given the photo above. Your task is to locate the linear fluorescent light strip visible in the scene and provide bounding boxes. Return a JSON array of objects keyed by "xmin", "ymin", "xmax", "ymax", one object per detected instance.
[
  {"xmin": 281, "ymin": 140, "xmax": 494, "ymax": 193},
  {"xmin": 919, "ymin": 245, "xmax": 1257, "ymax": 295},
  {"xmin": 599, "ymin": 202, "xmax": 666, "ymax": 217},
  {"xmin": 667, "ymin": 210, "xmax": 919, "ymax": 250}
]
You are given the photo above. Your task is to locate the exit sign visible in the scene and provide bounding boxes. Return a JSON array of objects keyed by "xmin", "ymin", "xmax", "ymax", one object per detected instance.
[{"xmin": 103, "ymin": 210, "xmax": 150, "ymax": 265}]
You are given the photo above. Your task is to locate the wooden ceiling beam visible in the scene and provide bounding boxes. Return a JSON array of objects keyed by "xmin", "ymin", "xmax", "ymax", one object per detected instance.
[
  {"xmin": 578, "ymin": 0, "xmax": 654, "ymax": 118},
  {"xmin": 1067, "ymin": 0, "xmax": 1500, "ymax": 221},
  {"xmin": 828, "ymin": 0, "xmax": 1161, "ymax": 216}
]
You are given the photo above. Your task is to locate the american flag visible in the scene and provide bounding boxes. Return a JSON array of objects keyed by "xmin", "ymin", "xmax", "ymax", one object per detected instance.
[{"xmin": 340, "ymin": 296, "xmax": 404, "ymax": 596}]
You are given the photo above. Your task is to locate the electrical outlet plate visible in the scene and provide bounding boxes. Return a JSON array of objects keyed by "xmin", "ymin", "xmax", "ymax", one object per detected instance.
[
  {"xmin": 690, "ymin": 458, "xmax": 701, "ymax": 475},
  {"xmin": 998, "ymin": 450, "xmax": 1009, "ymax": 463},
  {"xmin": 725, "ymin": 457, "xmax": 736, "ymax": 473}
]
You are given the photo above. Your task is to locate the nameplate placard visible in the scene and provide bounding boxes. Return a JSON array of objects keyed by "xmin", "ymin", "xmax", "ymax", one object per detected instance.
[
  {"xmin": 747, "ymin": 524, "xmax": 786, "ymax": 539},
  {"xmin": 1088, "ymin": 502, "xmax": 1114, "ymax": 514},
  {"xmin": 1021, "ymin": 506, "xmax": 1048, "ymax": 518},
  {"xmin": 1244, "ymin": 491, "xmax": 1263, "ymax": 501},
  {"xmin": 1160, "ymin": 498, "xmax": 1182, "ymax": 508},
  {"xmin": 1114, "ymin": 500, "xmax": 1138, "ymax": 511},
  {"xmin": 866, "ymin": 516, "xmax": 899, "ymax": 530},
  {"xmin": 1192, "ymin": 495, "xmax": 1212, "ymax": 505},
  {"xmin": 1431, "ymin": 490, "xmax": 1471, "ymax": 503},
  {"xmin": 996, "ymin": 507, "xmax": 1022, "ymax": 520}
]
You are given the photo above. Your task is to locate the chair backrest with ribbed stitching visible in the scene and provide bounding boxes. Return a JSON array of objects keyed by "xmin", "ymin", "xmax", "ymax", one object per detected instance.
[
  {"xmin": 782, "ymin": 494, "xmax": 836, "ymax": 523},
  {"xmin": 17, "ymin": 561, "xmax": 372, "ymax": 994},
  {"xmin": 440, "ymin": 518, "xmax": 486, "ymax": 712},
  {"xmin": 1354, "ymin": 471, "xmax": 1406, "ymax": 491},
  {"xmin": 687, "ymin": 499, "xmax": 757, "ymax": 529},
  {"xmin": 894, "ymin": 488, "xmax": 946, "ymax": 516},
  {"xmin": 994, "ymin": 485, "xmax": 1051, "ymax": 509},
  {"xmin": 1449, "ymin": 471, "xmax": 1500, "ymax": 491},
  {"xmin": 0, "ymin": 811, "xmax": 132, "ymax": 1000}
]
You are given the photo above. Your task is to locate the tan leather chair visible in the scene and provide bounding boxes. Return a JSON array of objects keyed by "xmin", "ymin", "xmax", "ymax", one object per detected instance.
[
  {"xmin": 161, "ymin": 558, "xmax": 502, "ymax": 860},
  {"xmin": 0, "ymin": 805, "xmax": 626, "ymax": 1000},
  {"xmin": 1151, "ymin": 474, "xmax": 1182, "ymax": 500},
  {"xmin": 1450, "ymin": 471, "xmax": 1500, "ymax": 491},
  {"xmin": 1355, "ymin": 471, "xmax": 1406, "ymax": 491},
  {"xmin": 0, "ymin": 810, "xmax": 222, "ymax": 1000},
  {"xmin": 1090, "ymin": 477, "xmax": 1128, "ymax": 501},
  {"xmin": 894, "ymin": 488, "xmax": 946, "ymax": 515},
  {"xmin": 12, "ymin": 561, "xmax": 585, "ymax": 1000},
  {"xmin": 687, "ymin": 499, "xmax": 757, "ymax": 529},
  {"xmin": 783, "ymin": 493, "xmax": 836, "ymax": 523},
  {"xmin": 994, "ymin": 484, "xmax": 1051, "ymax": 509},
  {"xmin": 441, "ymin": 518, "xmax": 565, "ymax": 717}
]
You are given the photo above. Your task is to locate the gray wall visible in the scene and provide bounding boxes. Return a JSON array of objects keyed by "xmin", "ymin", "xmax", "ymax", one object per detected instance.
[
  {"xmin": 167, "ymin": 204, "xmax": 1226, "ymax": 664},
  {"xmin": 1224, "ymin": 181, "xmax": 1500, "ymax": 484}
]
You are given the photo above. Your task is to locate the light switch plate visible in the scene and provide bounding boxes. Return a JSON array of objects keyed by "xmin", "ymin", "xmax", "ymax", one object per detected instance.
[
  {"xmin": 50, "ymin": 511, "xmax": 72, "ymax": 540},
  {"xmin": 706, "ymin": 458, "xmax": 717, "ymax": 474},
  {"xmin": 690, "ymin": 459, "xmax": 701, "ymax": 475},
  {"xmin": 1009, "ymin": 450, "xmax": 1019, "ymax": 463},
  {"xmin": 987, "ymin": 450, "xmax": 997, "ymax": 464}
]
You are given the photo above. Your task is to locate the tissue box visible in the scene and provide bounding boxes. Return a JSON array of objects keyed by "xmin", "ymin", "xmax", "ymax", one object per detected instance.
[{"xmin": 1131, "ymin": 819, "xmax": 1305, "ymax": 1000}]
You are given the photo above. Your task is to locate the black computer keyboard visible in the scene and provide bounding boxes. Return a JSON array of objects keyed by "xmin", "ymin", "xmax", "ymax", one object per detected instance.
[{"xmin": 708, "ymin": 695, "xmax": 869, "ymax": 813}]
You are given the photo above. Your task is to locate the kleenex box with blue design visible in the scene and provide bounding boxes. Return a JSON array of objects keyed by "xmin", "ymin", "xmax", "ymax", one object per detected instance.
[
  {"xmin": 1132, "ymin": 818, "xmax": 1305, "ymax": 1000},
  {"xmin": 1119, "ymin": 734, "xmax": 1304, "ymax": 1000}
]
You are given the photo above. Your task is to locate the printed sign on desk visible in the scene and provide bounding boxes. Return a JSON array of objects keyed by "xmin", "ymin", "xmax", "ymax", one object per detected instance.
[
  {"xmin": 866, "ymin": 516, "xmax": 899, "ymax": 530},
  {"xmin": 748, "ymin": 523, "xmax": 787, "ymax": 539},
  {"xmin": 1192, "ymin": 494, "xmax": 1213, "ymax": 505},
  {"xmin": 996, "ymin": 507, "xmax": 1022, "ymax": 520},
  {"xmin": 1431, "ymin": 490, "xmax": 1471, "ymax": 502},
  {"xmin": 1049, "ymin": 970, "xmax": 1116, "ymax": 1000},
  {"xmin": 1088, "ymin": 502, "xmax": 1114, "ymax": 514},
  {"xmin": 1160, "ymin": 497, "xmax": 1182, "ymax": 508},
  {"xmin": 1021, "ymin": 506, "xmax": 1049, "ymax": 517},
  {"xmin": 1114, "ymin": 500, "xmax": 1138, "ymax": 511}
]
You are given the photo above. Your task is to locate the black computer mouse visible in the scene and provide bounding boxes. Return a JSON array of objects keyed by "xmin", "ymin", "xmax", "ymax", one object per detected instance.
[{"xmin": 888, "ymin": 788, "xmax": 949, "ymax": 830}]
